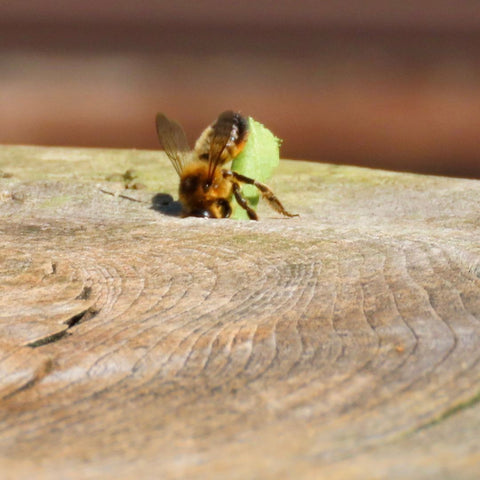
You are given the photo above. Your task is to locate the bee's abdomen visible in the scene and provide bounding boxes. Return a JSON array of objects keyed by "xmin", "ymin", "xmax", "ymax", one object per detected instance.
[
  {"xmin": 194, "ymin": 111, "xmax": 249, "ymax": 163},
  {"xmin": 218, "ymin": 111, "xmax": 249, "ymax": 157},
  {"xmin": 219, "ymin": 111, "xmax": 248, "ymax": 145}
]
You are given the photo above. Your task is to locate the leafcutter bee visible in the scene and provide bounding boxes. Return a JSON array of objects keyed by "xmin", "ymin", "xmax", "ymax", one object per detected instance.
[{"xmin": 155, "ymin": 110, "xmax": 296, "ymax": 220}]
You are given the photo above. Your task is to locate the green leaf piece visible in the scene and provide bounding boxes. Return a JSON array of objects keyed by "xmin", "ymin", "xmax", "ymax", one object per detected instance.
[{"xmin": 231, "ymin": 117, "xmax": 282, "ymax": 219}]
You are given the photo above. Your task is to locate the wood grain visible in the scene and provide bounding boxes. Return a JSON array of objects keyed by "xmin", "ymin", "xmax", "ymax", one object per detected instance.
[{"xmin": 1, "ymin": 145, "xmax": 480, "ymax": 479}]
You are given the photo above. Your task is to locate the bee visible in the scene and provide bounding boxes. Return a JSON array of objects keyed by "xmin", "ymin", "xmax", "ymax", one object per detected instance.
[{"xmin": 155, "ymin": 110, "xmax": 297, "ymax": 220}]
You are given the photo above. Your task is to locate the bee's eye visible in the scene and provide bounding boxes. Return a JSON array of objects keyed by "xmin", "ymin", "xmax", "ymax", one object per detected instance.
[{"xmin": 216, "ymin": 199, "xmax": 232, "ymax": 218}]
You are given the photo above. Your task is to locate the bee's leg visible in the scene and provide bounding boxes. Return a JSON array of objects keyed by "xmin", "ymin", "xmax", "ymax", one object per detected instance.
[
  {"xmin": 231, "ymin": 182, "xmax": 258, "ymax": 220},
  {"xmin": 224, "ymin": 171, "xmax": 298, "ymax": 218}
]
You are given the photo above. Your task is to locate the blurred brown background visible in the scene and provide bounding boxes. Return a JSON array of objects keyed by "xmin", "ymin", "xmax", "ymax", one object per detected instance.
[{"xmin": 1, "ymin": 1, "xmax": 480, "ymax": 177}]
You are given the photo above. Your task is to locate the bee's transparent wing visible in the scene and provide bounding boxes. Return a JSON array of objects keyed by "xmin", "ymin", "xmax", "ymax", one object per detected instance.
[
  {"xmin": 155, "ymin": 113, "xmax": 190, "ymax": 176},
  {"xmin": 207, "ymin": 110, "xmax": 238, "ymax": 182}
]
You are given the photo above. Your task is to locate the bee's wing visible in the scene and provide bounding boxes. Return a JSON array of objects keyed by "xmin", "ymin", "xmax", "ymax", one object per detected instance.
[
  {"xmin": 207, "ymin": 110, "xmax": 238, "ymax": 182},
  {"xmin": 156, "ymin": 113, "xmax": 190, "ymax": 177}
]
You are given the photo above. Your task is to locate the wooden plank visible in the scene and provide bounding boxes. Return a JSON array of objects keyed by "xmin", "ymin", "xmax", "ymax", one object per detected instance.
[{"xmin": 1, "ymin": 145, "xmax": 480, "ymax": 479}]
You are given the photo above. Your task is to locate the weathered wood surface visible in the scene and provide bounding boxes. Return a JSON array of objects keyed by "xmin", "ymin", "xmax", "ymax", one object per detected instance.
[{"xmin": 1, "ymin": 145, "xmax": 480, "ymax": 479}]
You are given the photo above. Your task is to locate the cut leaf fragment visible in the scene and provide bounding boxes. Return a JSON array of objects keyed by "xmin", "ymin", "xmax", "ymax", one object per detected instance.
[{"xmin": 231, "ymin": 117, "xmax": 282, "ymax": 219}]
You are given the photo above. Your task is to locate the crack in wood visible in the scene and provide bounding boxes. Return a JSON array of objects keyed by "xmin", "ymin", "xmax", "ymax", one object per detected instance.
[
  {"xmin": 26, "ymin": 330, "xmax": 70, "ymax": 348},
  {"xmin": 26, "ymin": 307, "xmax": 99, "ymax": 348},
  {"xmin": 75, "ymin": 286, "xmax": 92, "ymax": 300},
  {"xmin": 64, "ymin": 307, "xmax": 98, "ymax": 328}
]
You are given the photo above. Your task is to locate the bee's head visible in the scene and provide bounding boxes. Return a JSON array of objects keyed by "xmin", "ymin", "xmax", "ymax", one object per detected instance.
[{"xmin": 179, "ymin": 166, "xmax": 233, "ymax": 219}]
